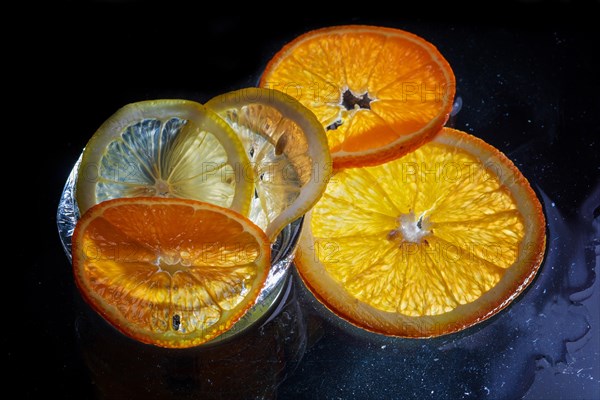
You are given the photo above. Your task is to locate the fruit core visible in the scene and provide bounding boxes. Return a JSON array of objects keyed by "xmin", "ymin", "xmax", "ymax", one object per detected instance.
[
  {"xmin": 342, "ymin": 90, "xmax": 373, "ymax": 111},
  {"xmin": 153, "ymin": 179, "xmax": 172, "ymax": 196},
  {"xmin": 387, "ymin": 211, "xmax": 432, "ymax": 244},
  {"xmin": 155, "ymin": 251, "xmax": 193, "ymax": 276},
  {"xmin": 327, "ymin": 90, "xmax": 375, "ymax": 131}
]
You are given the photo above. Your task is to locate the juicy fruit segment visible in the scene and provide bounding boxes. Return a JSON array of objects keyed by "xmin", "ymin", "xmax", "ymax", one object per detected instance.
[
  {"xmin": 76, "ymin": 100, "xmax": 253, "ymax": 216},
  {"xmin": 296, "ymin": 128, "xmax": 546, "ymax": 337},
  {"xmin": 72, "ymin": 198, "xmax": 271, "ymax": 348},
  {"xmin": 206, "ymin": 88, "xmax": 332, "ymax": 241},
  {"xmin": 260, "ymin": 25, "xmax": 456, "ymax": 168}
]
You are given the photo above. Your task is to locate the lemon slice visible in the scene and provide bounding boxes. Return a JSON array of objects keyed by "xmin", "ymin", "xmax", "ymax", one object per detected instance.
[
  {"xmin": 206, "ymin": 88, "xmax": 332, "ymax": 241},
  {"xmin": 76, "ymin": 100, "xmax": 252, "ymax": 216}
]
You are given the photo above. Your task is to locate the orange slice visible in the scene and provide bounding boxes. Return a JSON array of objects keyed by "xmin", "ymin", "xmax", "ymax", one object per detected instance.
[
  {"xmin": 295, "ymin": 127, "xmax": 546, "ymax": 337},
  {"xmin": 260, "ymin": 25, "xmax": 456, "ymax": 169},
  {"xmin": 72, "ymin": 197, "xmax": 270, "ymax": 348}
]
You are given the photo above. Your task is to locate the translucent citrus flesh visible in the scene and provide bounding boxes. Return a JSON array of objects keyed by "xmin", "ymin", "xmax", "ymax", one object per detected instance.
[
  {"xmin": 206, "ymin": 88, "xmax": 332, "ymax": 241},
  {"xmin": 260, "ymin": 25, "xmax": 456, "ymax": 168},
  {"xmin": 72, "ymin": 198, "xmax": 270, "ymax": 348},
  {"xmin": 295, "ymin": 128, "xmax": 546, "ymax": 337},
  {"xmin": 76, "ymin": 100, "xmax": 253, "ymax": 216}
]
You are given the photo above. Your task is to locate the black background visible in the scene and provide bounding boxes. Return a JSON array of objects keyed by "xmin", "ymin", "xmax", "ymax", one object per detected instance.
[{"xmin": 19, "ymin": 4, "xmax": 600, "ymax": 399}]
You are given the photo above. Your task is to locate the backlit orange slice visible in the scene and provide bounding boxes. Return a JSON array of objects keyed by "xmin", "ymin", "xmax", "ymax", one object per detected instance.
[
  {"xmin": 295, "ymin": 128, "xmax": 546, "ymax": 337},
  {"xmin": 260, "ymin": 25, "xmax": 456, "ymax": 169},
  {"xmin": 72, "ymin": 197, "xmax": 271, "ymax": 348}
]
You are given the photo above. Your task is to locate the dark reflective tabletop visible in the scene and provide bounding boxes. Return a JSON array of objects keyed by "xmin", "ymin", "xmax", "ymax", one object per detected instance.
[{"xmin": 25, "ymin": 10, "xmax": 599, "ymax": 400}]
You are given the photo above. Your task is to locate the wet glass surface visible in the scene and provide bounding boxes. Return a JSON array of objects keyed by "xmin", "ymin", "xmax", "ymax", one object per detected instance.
[{"xmin": 26, "ymin": 12, "xmax": 599, "ymax": 400}]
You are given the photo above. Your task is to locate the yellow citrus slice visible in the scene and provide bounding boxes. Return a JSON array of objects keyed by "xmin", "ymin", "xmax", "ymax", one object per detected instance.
[
  {"xmin": 72, "ymin": 197, "xmax": 271, "ymax": 348},
  {"xmin": 206, "ymin": 88, "xmax": 332, "ymax": 241},
  {"xmin": 260, "ymin": 25, "xmax": 455, "ymax": 169},
  {"xmin": 76, "ymin": 99, "xmax": 253, "ymax": 216},
  {"xmin": 295, "ymin": 127, "xmax": 546, "ymax": 337}
]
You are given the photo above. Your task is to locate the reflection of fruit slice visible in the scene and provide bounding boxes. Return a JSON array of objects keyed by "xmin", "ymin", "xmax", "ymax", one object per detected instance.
[
  {"xmin": 260, "ymin": 25, "xmax": 455, "ymax": 169},
  {"xmin": 295, "ymin": 127, "xmax": 546, "ymax": 337},
  {"xmin": 206, "ymin": 88, "xmax": 332, "ymax": 241},
  {"xmin": 72, "ymin": 197, "xmax": 270, "ymax": 348},
  {"xmin": 76, "ymin": 276, "xmax": 305, "ymax": 399},
  {"xmin": 76, "ymin": 100, "xmax": 253, "ymax": 216}
]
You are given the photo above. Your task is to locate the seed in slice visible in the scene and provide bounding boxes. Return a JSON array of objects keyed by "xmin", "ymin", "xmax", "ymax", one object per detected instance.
[
  {"xmin": 76, "ymin": 100, "xmax": 253, "ymax": 216},
  {"xmin": 206, "ymin": 88, "xmax": 332, "ymax": 241},
  {"xmin": 72, "ymin": 197, "xmax": 271, "ymax": 348},
  {"xmin": 295, "ymin": 127, "xmax": 546, "ymax": 337},
  {"xmin": 260, "ymin": 25, "xmax": 456, "ymax": 169}
]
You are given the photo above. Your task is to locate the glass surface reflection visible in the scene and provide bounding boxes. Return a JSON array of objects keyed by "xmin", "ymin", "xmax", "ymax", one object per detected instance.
[{"xmin": 75, "ymin": 276, "xmax": 307, "ymax": 399}]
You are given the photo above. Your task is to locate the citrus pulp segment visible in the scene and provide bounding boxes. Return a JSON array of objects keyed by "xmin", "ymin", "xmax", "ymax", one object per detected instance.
[
  {"xmin": 72, "ymin": 197, "xmax": 271, "ymax": 348},
  {"xmin": 259, "ymin": 25, "xmax": 456, "ymax": 168},
  {"xmin": 295, "ymin": 127, "xmax": 546, "ymax": 337},
  {"xmin": 76, "ymin": 100, "xmax": 253, "ymax": 216},
  {"xmin": 206, "ymin": 88, "xmax": 332, "ymax": 241}
]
